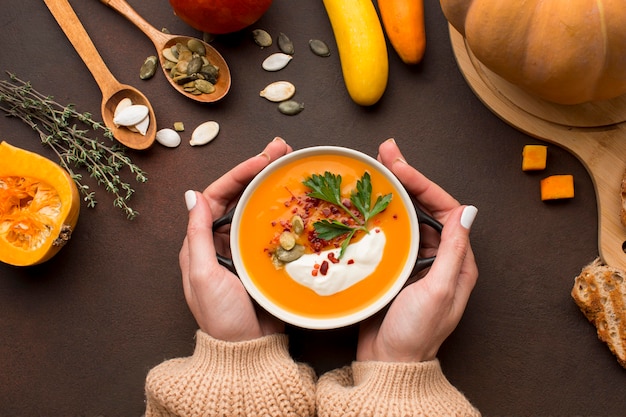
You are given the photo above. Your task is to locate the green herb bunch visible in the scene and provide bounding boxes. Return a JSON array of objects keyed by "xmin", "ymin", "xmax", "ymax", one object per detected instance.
[
  {"xmin": 303, "ymin": 171, "xmax": 392, "ymax": 258},
  {"xmin": 0, "ymin": 73, "xmax": 147, "ymax": 219}
]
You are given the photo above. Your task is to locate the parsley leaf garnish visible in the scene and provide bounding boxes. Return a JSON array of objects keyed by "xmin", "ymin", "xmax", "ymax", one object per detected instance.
[{"xmin": 302, "ymin": 171, "xmax": 392, "ymax": 258}]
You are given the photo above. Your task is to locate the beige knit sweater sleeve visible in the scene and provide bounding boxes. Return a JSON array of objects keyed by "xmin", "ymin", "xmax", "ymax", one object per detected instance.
[
  {"xmin": 144, "ymin": 331, "xmax": 316, "ymax": 417},
  {"xmin": 316, "ymin": 360, "xmax": 481, "ymax": 416}
]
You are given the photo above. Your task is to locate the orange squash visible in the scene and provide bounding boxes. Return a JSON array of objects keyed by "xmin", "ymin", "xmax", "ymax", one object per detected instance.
[
  {"xmin": 378, "ymin": 0, "xmax": 426, "ymax": 64},
  {"xmin": 0, "ymin": 141, "xmax": 80, "ymax": 266},
  {"xmin": 440, "ymin": 0, "xmax": 626, "ymax": 104},
  {"xmin": 541, "ymin": 175, "xmax": 575, "ymax": 201}
]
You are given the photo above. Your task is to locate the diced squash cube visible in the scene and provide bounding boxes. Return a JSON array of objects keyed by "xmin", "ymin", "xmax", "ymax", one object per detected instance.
[
  {"xmin": 522, "ymin": 144, "xmax": 548, "ymax": 171},
  {"xmin": 541, "ymin": 175, "xmax": 574, "ymax": 200}
]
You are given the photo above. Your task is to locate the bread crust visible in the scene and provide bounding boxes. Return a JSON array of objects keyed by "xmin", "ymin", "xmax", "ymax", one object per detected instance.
[
  {"xmin": 572, "ymin": 258, "xmax": 626, "ymax": 368},
  {"xmin": 621, "ymin": 168, "xmax": 626, "ymax": 228}
]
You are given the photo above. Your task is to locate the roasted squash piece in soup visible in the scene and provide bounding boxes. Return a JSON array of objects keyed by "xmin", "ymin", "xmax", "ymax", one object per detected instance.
[{"xmin": 0, "ymin": 141, "xmax": 80, "ymax": 266}]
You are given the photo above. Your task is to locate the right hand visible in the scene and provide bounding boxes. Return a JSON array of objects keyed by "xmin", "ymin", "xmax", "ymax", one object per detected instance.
[{"xmin": 357, "ymin": 139, "xmax": 479, "ymax": 363}]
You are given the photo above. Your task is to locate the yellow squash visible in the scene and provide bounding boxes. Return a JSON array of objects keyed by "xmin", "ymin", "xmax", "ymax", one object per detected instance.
[
  {"xmin": 322, "ymin": 0, "xmax": 388, "ymax": 106},
  {"xmin": 0, "ymin": 141, "xmax": 80, "ymax": 266},
  {"xmin": 440, "ymin": 0, "xmax": 626, "ymax": 104}
]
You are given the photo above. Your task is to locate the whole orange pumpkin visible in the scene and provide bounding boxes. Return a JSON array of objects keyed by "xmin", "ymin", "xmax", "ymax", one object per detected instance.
[
  {"xmin": 169, "ymin": 0, "xmax": 273, "ymax": 35},
  {"xmin": 440, "ymin": 0, "xmax": 626, "ymax": 104}
]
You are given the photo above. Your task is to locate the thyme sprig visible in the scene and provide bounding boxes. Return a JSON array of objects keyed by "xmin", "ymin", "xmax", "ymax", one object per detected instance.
[
  {"xmin": 0, "ymin": 72, "xmax": 147, "ymax": 219},
  {"xmin": 303, "ymin": 171, "xmax": 392, "ymax": 258}
]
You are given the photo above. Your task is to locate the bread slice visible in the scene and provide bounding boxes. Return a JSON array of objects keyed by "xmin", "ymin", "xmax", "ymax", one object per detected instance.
[{"xmin": 572, "ymin": 258, "xmax": 626, "ymax": 368}]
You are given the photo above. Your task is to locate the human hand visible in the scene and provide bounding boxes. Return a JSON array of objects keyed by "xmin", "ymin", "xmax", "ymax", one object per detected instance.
[
  {"xmin": 179, "ymin": 137, "xmax": 292, "ymax": 342},
  {"xmin": 357, "ymin": 138, "xmax": 478, "ymax": 362}
]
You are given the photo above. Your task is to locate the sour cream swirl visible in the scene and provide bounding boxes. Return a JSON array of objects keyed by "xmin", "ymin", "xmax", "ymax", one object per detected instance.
[{"xmin": 285, "ymin": 228, "xmax": 386, "ymax": 296}]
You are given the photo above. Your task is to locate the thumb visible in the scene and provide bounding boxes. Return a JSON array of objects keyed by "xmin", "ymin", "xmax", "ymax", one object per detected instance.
[
  {"xmin": 181, "ymin": 190, "xmax": 221, "ymax": 293},
  {"xmin": 424, "ymin": 205, "xmax": 478, "ymax": 296}
]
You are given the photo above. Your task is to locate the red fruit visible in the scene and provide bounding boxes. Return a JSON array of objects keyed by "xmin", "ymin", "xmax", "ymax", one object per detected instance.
[{"xmin": 169, "ymin": 0, "xmax": 273, "ymax": 34}]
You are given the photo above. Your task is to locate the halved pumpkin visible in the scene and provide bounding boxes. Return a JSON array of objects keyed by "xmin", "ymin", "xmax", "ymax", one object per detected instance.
[{"xmin": 0, "ymin": 141, "xmax": 80, "ymax": 266}]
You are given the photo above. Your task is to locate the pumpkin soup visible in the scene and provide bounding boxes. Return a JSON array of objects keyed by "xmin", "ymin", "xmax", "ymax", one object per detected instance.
[{"xmin": 237, "ymin": 153, "xmax": 413, "ymax": 320}]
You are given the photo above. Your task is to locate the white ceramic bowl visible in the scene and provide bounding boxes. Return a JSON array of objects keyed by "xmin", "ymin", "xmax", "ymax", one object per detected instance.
[{"xmin": 228, "ymin": 146, "xmax": 421, "ymax": 329}]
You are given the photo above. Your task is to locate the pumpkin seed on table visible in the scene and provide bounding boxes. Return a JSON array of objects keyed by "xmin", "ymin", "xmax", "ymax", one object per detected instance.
[
  {"xmin": 260, "ymin": 81, "xmax": 296, "ymax": 102},
  {"xmin": 262, "ymin": 53, "xmax": 293, "ymax": 71},
  {"xmin": 309, "ymin": 39, "xmax": 331, "ymax": 57},
  {"xmin": 277, "ymin": 32, "xmax": 295, "ymax": 55},
  {"xmin": 190, "ymin": 121, "xmax": 220, "ymax": 146},
  {"xmin": 139, "ymin": 55, "xmax": 158, "ymax": 80},
  {"xmin": 278, "ymin": 100, "xmax": 304, "ymax": 116},
  {"xmin": 252, "ymin": 29, "xmax": 272, "ymax": 47},
  {"xmin": 156, "ymin": 128, "xmax": 181, "ymax": 148}
]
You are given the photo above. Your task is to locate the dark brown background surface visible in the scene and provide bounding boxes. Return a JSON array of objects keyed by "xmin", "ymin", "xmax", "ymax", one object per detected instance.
[{"xmin": 1, "ymin": 1, "xmax": 625, "ymax": 416}]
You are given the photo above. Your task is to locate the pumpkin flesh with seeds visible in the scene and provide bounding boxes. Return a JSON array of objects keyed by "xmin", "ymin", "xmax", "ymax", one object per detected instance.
[
  {"xmin": 440, "ymin": 0, "xmax": 626, "ymax": 104},
  {"xmin": 0, "ymin": 141, "xmax": 80, "ymax": 266}
]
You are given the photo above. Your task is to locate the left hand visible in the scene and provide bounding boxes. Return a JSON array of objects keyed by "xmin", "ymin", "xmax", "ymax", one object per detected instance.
[{"xmin": 179, "ymin": 137, "xmax": 292, "ymax": 342}]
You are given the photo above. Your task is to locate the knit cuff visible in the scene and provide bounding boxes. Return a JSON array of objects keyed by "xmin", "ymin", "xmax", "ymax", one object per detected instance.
[
  {"xmin": 316, "ymin": 360, "xmax": 480, "ymax": 417},
  {"xmin": 190, "ymin": 330, "xmax": 293, "ymax": 372},
  {"xmin": 145, "ymin": 331, "xmax": 316, "ymax": 417}
]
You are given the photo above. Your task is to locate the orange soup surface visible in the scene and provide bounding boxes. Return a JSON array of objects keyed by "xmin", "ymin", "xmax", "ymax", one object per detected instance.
[{"xmin": 238, "ymin": 154, "xmax": 413, "ymax": 319}]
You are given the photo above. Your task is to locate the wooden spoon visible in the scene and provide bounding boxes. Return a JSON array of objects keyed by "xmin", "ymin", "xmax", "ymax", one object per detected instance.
[
  {"xmin": 43, "ymin": 0, "xmax": 156, "ymax": 150},
  {"xmin": 100, "ymin": 0, "xmax": 231, "ymax": 103}
]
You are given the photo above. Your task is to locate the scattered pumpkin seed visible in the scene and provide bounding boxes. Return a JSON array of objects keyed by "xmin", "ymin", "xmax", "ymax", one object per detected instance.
[
  {"xmin": 278, "ymin": 100, "xmax": 304, "ymax": 116},
  {"xmin": 262, "ymin": 53, "xmax": 293, "ymax": 71},
  {"xmin": 139, "ymin": 55, "xmax": 158, "ymax": 80},
  {"xmin": 156, "ymin": 128, "xmax": 181, "ymax": 148},
  {"xmin": 190, "ymin": 121, "xmax": 220, "ymax": 146},
  {"xmin": 173, "ymin": 122, "xmax": 185, "ymax": 131},
  {"xmin": 161, "ymin": 27, "xmax": 171, "ymax": 34},
  {"xmin": 203, "ymin": 32, "xmax": 215, "ymax": 43},
  {"xmin": 277, "ymin": 32, "xmax": 294, "ymax": 55},
  {"xmin": 309, "ymin": 39, "xmax": 331, "ymax": 57},
  {"xmin": 260, "ymin": 81, "xmax": 296, "ymax": 102},
  {"xmin": 252, "ymin": 29, "xmax": 272, "ymax": 47}
]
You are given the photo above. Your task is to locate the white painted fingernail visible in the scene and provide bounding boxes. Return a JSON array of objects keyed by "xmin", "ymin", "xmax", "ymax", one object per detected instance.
[
  {"xmin": 460, "ymin": 205, "xmax": 478, "ymax": 230},
  {"xmin": 185, "ymin": 190, "xmax": 197, "ymax": 211}
]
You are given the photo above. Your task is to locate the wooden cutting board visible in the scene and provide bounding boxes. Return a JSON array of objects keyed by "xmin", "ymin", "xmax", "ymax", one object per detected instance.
[{"xmin": 449, "ymin": 25, "xmax": 626, "ymax": 271}]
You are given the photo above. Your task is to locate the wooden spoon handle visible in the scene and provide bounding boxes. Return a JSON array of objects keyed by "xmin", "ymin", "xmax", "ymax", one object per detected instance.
[
  {"xmin": 99, "ymin": 0, "xmax": 171, "ymax": 48},
  {"xmin": 43, "ymin": 0, "xmax": 118, "ymax": 95}
]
